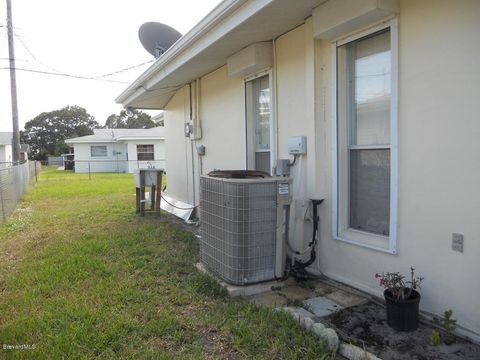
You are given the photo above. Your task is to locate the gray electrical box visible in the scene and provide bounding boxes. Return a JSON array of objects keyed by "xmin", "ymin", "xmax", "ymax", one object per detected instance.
[
  {"xmin": 184, "ymin": 123, "xmax": 193, "ymax": 137},
  {"xmin": 276, "ymin": 159, "xmax": 290, "ymax": 176},
  {"xmin": 197, "ymin": 145, "xmax": 206, "ymax": 156},
  {"xmin": 288, "ymin": 136, "xmax": 307, "ymax": 154}
]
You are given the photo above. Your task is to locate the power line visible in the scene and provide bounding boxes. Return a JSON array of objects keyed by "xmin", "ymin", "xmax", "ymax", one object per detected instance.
[
  {"xmin": 10, "ymin": 31, "xmax": 154, "ymax": 81},
  {"xmin": 13, "ymin": 30, "xmax": 66, "ymax": 74},
  {"xmin": 90, "ymin": 60, "xmax": 154, "ymax": 79},
  {"xmin": 1, "ymin": 23, "xmax": 156, "ymax": 84},
  {"xmin": 0, "ymin": 66, "xmax": 131, "ymax": 84}
]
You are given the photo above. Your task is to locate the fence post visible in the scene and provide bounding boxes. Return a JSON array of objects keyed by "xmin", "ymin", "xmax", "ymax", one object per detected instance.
[
  {"xmin": 0, "ymin": 179, "xmax": 5, "ymax": 222},
  {"xmin": 88, "ymin": 161, "xmax": 91, "ymax": 180},
  {"xmin": 34, "ymin": 160, "xmax": 38, "ymax": 183}
]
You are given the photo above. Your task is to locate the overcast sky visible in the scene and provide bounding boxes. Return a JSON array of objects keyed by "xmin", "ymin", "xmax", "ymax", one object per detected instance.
[{"xmin": 0, "ymin": 0, "xmax": 222, "ymax": 131}]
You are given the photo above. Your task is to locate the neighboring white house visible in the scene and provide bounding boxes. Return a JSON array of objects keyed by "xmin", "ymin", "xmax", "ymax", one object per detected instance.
[
  {"xmin": 0, "ymin": 132, "xmax": 29, "ymax": 167},
  {"xmin": 116, "ymin": 0, "xmax": 480, "ymax": 340},
  {"xmin": 0, "ymin": 133, "xmax": 13, "ymax": 166},
  {"xmin": 65, "ymin": 127, "xmax": 165, "ymax": 173}
]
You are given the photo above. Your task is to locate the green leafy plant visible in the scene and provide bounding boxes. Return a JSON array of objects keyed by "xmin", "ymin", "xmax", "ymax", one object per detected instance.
[
  {"xmin": 430, "ymin": 330, "xmax": 441, "ymax": 346},
  {"xmin": 443, "ymin": 309, "xmax": 457, "ymax": 334},
  {"xmin": 375, "ymin": 267, "xmax": 423, "ymax": 300},
  {"xmin": 442, "ymin": 309, "xmax": 457, "ymax": 345}
]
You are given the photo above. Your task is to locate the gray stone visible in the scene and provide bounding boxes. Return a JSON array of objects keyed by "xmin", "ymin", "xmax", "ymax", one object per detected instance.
[
  {"xmin": 311, "ymin": 322, "xmax": 326, "ymax": 335},
  {"xmin": 325, "ymin": 290, "xmax": 369, "ymax": 308},
  {"xmin": 311, "ymin": 325, "xmax": 339, "ymax": 352},
  {"xmin": 300, "ymin": 316, "xmax": 315, "ymax": 331},
  {"xmin": 339, "ymin": 343, "xmax": 382, "ymax": 360},
  {"xmin": 303, "ymin": 296, "xmax": 343, "ymax": 317}
]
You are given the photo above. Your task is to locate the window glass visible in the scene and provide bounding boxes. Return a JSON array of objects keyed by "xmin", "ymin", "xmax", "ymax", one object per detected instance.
[
  {"xmin": 246, "ymin": 75, "xmax": 271, "ymax": 173},
  {"xmin": 350, "ymin": 30, "xmax": 391, "ymax": 146},
  {"xmin": 91, "ymin": 145, "xmax": 107, "ymax": 157},
  {"xmin": 255, "ymin": 79, "xmax": 271, "ymax": 151}
]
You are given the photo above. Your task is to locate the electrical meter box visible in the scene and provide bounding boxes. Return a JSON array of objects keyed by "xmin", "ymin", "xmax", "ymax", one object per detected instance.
[{"xmin": 288, "ymin": 136, "xmax": 307, "ymax": 155}]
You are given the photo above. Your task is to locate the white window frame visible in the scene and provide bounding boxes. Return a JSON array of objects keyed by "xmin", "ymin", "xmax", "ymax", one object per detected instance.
[
  {"xmin": 244, "ymin": 69, "xmax": 276, "ymax": 174},
  {"xmin": 90, "ymin": 145, "xmax": 107, "ymax": 157},
  {"xmin": 136, "ymin": 144, "xmax": 155, "ymax": 161},
  {"xmin": 332, "ymin": 18, "xmax": 398, "ymax": 254}
]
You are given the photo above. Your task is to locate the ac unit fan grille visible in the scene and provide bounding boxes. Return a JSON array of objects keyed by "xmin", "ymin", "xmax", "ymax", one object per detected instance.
[{"xmin": 200, "ymin": 176, "xmax": 277, "ymax": 285}]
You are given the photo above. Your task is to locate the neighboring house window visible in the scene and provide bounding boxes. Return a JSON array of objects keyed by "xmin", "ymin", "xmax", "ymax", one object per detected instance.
[
  {"xmin": 333, "ymin": 20, "xmax": 398, "ymax": 253},
  {"xmin": 245, "ymin": 74, "xmax": 272, "ymax": 174},
  {"xmin": 91, "ymin": 145, "xmax": 107, "ymax": 157},
  {"xmin": 137, "ymin": 144, "xmax": 154, "ymax": 161}
]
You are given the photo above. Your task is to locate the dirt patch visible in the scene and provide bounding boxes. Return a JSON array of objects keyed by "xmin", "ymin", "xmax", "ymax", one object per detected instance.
[
  {"xmin": 322, "ymin": 302, "xmax": 480, "ymax": 360},
  {"xmin": 198, "ymin": 327, "xmax": 241, "ymax": 360}
]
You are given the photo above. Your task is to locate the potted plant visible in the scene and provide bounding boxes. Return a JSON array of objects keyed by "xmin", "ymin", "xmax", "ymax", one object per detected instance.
[{"xmin": 375, "ymin": 267, "xmax": 423, "ymax": 331}]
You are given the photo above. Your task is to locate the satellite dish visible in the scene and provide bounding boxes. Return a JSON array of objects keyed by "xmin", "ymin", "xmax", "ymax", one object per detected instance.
[{"xmin": 139, "ymin": 22, "xmax": 182, "ymax": 59}]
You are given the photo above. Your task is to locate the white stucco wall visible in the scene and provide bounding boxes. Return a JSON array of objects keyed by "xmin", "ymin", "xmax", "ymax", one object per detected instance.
[
  {"xmin": 160, "ymin": 0, "xmax": 480, "ymax": 337},
  {"xmin": 0, "ymin": 145, "xmax": 12, "ymax": 164},
  {"xmin": 126, "ymin": 140, "xmax": 166, "ymax": 173},
  {"xmin": 72, "ymin": 142, "xmax": 128, "ymax": 173},
  {"xmin": 315, "ymin": 0, "xmax": 480, "ymax": 337},
  {"xmin": 198, "ymin": 66, "xmax": 245, "ymax": 173},
  {"xmin": 164, "ymin": 67, "xmax": 245, "ymax": 205},
  {"xmin": 164, "ymin": 89, "xmax": 192, "ymax": 204}
]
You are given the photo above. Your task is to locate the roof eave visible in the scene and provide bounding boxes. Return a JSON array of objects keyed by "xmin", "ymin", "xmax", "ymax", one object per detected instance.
[
  {"xmin": 118, "ymin": 136, "xmax": 165, "ymax": 141},
  {"xmin": 65, "ymin": 140, "xmax": 117, "ymax": 144}
]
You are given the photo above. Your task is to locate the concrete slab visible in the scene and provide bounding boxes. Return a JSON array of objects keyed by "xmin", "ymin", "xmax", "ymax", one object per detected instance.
[
  {"xmin": 195, "ymin": 263, "xmax": 285, "ymax": 297},
  {"xmin": 325, "ymin": 290, "xmax": 369, "ymax": 308},
  {"xmin": 312, "ymin": 282, "xmax": 335, "ymax": 296},
  {"xmin": 250, "ymin": 292, "xmax": 288, "ymax": 308},
  {"xmin": 303, "ymin": 297, "xmax": 343, "ymax": 317},
  {"xmin": 278, "ymin": 286, "xmax": 316, "ymax": 301}
]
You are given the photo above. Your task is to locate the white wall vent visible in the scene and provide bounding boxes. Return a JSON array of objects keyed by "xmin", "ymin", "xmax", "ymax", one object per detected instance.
[
  {"xmin": 227, "ymin": 42, "xmax": 273, "ymax": 78},
  {"xmin": 313, "ymin": 0, "xmax": 399, "ymax": 40}
]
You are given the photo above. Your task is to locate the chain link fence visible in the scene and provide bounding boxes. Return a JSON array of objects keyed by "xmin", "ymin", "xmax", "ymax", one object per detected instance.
[
  {"xmin": 64, "ymin": 159, "xmax": 166, "ymax": 179},
  {"xmin": 0, "ymin": 161, "xmax": 41, "ymax": 223}
]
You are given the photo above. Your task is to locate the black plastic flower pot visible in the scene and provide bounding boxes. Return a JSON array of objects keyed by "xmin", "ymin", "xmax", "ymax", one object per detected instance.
[{"xmin": 384, "ymin": 289, "xmax": 421, "ymax": 332}]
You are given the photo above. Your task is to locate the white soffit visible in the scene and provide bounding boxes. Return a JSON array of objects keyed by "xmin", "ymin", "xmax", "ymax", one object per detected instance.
[
  {"xmin": 313, "ymin": 0, "xmax": 399, "ymax": 40},
  {"xmin": 227, "ymin": 42, "xmax": 273, "ymax": 78},
  {"xmin": 117, "ymin": 0, "xmax": 327, "ymax": 110}
]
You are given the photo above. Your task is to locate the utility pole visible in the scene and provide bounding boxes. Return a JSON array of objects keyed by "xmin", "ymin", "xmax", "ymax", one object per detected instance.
[{"xmin": 6, "ymin": 0, "xmax": 21, "ymax": 164}]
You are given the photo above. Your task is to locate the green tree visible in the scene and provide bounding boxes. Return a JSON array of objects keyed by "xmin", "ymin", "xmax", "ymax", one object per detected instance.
[
  {"xmin": 21, "ymin": 105, "xmax": 99, "ymax": 160},
  {"xmin": 104, "ymin": 109, "xmax": 155, "ymax": 129}
]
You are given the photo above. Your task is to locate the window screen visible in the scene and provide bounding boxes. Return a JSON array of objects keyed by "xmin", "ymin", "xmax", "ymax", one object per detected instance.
[{"xmin": 137, "ymin": 144, "xmax": 154, "ymax": 161}]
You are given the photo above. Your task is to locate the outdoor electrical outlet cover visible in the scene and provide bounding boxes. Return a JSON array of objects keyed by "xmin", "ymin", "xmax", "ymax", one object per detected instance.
[
  {"xmin": 452, "ymin": 233, "xmax": 464, "ymax": 253},
  {"xmin": 197, "ymin": 145, "xmax": 206, "ymax": 156}
]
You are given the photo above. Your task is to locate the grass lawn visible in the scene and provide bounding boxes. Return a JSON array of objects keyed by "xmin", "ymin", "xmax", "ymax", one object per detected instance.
[{"xmin": 0, "ymin": 168, "xmax": 334, "ymax": 359}]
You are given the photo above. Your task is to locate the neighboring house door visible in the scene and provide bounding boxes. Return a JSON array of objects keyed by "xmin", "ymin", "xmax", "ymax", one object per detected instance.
[{"xmin": 245, "ymin": 74, "xmax": 272, "ymax": 174}]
